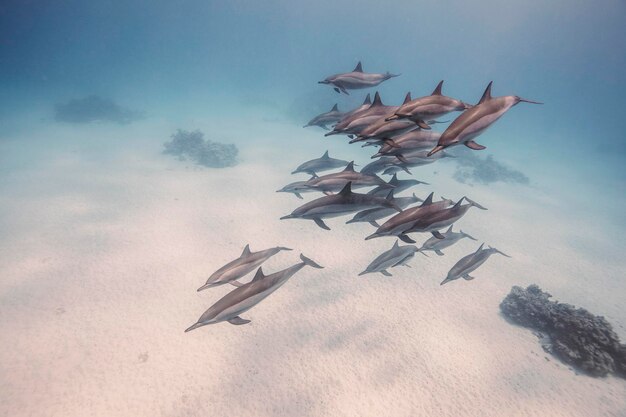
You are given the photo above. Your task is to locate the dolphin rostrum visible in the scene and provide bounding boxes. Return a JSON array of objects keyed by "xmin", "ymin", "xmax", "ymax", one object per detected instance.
[
  {"xmin": 186, "ymin": 254, "xmax": 323, "ymax": 331},
  {"xmin": 367, "ymin": 174, "xmax": 428, "ymax": 197},
  {"xmin": 303, "ymin": 104, "xmax": 345, "ymax": 130},
  {"xmin": 319, "ymin": 62, "xmax": 399, "ymax": 95},
  {"xmin": 440, "ymin": 243, "xmax": 510, "ymax": 285},
  {"xmin": 428, "ymin": 81, "xmax": 543, "ymax": 156},
  {"xmin": 347, "ymin": 192, "xmax": 421, "ymax": 227},
  {"xmin": 291, "ymin": 150, "xmax": 352, "ymax": 176},
  {"xmin": 300, "ymin": 161, "xmax": 390, "ymax": 194},
  {"xmin": 417, "ymin": 225, "xmax": 477, "ymax": 256},
  {"xmin": 386, "ymin": 80, "xmax": 469, "ymax": 129},
  {"xmin": 280, "ymin": 182, "xmax": 401, "ymax": 230},
  {"xmin": 359, "ymin": 240, "xmax": 419, "ymax": 277},
  {"xmin": 197, "ymin": 244, "xmax": 292, "ymax": 291}
]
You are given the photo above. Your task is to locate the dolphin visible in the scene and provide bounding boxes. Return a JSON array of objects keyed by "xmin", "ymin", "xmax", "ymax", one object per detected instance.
[
  {"xmin": 280, "ymin": 182, "xmax": 402, "ymax": 230},
  {"xmin": 361, "ymin": 156, "xmax": 413, "ymax": 176},
  {"xmin": 365, "ymin": 193, "xmax": 454, "ymax": 241},
  {"xmin": 386, "ymin": 81, "xmax": 469, "ymax": 129},
  {"xmin": 372, "ymin": 130, "xmax": 442, "ymax": 158},
  {"xmin": 291, "ymin": 150, "xmax": 352, "ymax": 176},
  {"xmin": 276, "ymin": 176, "xmax": 320, "ymax": 199},
  {"xmin": 428, "ymin": 82, "xmax": 543, "ymax": 156},
  {"xmin": 358, "ymin": 240, "xmax": 419, "ymax": 277},
  {"xmin": 392, "ymin": 148, "xmax": 453, "ymax": 167},
  {"xmin": 303, "ymin": 104, "xmax": 345, "ymax": 130},
  {"xmin": 400, "ymin": 197, "xmax": 487, "ymax": 242},
  {"xmin": 186, "ymin": 254, "xmax": 323, "ymax": 331},
  {"xmin": 197, "ymin": 244, "xmax": 292, "ymax": 291},
  {"xmin": 325, "ymin": 92, "xmax": 398, "ymax": 136},
  {"xmin": 318, "ymin": 62, "xmax": 400, "ymax": 95},
  {"xmin": 440, "ymin": 243, "xmax": 510, "ymax": 285},
  {"xmin": 367, "ymin": 174, "xmax": 428, "ymax": 197},
  {"xmin": 300, "ymin": 161, "xmax": 390, "ymax": 194},
  {"xmin": 346, "ymin": 192, "xmax": 422, "ymax": 227},
  {"xmin": 349, "ymin": 93, "xmax": 419, "ymax": 141},
  {"xmin": 417, "ymin": 225, "xmax": 477, "ymax": 256}
]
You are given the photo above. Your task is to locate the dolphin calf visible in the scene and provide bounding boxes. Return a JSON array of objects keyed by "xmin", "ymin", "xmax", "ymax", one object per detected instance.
[
  {"xmin": 301, "ymin": 161, "xmax": 390, "ymax": 194},
  {"xmin": 291, "ymin": 150, "xmax": 352, "ymax": 176},
  {"xmin": 197, "ymin": 244, "xmax": 292, "ymax": 291},
  {"xmin": 386, "ymin": 81, "xmax": 469, "ymax": 129},
  {"xmin": 347, "ymin": 192, "xmax": 421, "ymax": 227},
  {"xmin": 440, "ymin": 243, "xmax": 510, "ymax": 285},
  {"xmin": 276, "ymin": 177, "xmax": 320, "ymax": 199},
  {"xmin": 417, "ymin": 225, "xmax": 477, "ymax": 256},
  {"xmin": 303, "ymin": 104, "xmax": 345, "ymax": 130},
  {"xmin": 319, "ymin": 62, "xmax": 399, "ymax": 95},
  {"xmin": 372, "ymin": 130, "xmax": 442, "ymax": 158},
  {"xmin": 359, "ymin": 240, "xmax": 419, "ymax": 277},
  {"xmin": 367, "ymin": 174, "xmax": 428, "ymax": 197},
  {"xmin": 280, "ymin": 182, "xmax": 401, "ymax": 230},
  {"xmin": 186, "ymin": 254, "xmax": 323, "ymax": 331},
  {"xmin": 428, "ymin": 82, "xmax": 543, "ymax": 156},
  {"xmin": 365, "ymin": 193, "xmax": 454, "ymax": 241}
]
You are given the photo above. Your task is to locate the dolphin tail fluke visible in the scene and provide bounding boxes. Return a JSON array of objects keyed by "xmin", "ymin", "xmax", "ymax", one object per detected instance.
[
  {"xmin": 300, "ymin": 253, "xmax": 324, "ymax": 269},
  {"xmin": 490, "ymin": 246, "xmax": 512, "ymax": 258},
  {"xmin": 464, "ymin": 197, "xmax": 487, "ymax": 210},
  {"xmin": 460, "ymin": 230, "xmax": 477, "ymax": 241},
  {"xmin": 518, "ymin": 98, "xmax": 543, "ymax": 105},
  {"xmin": 184, "ymin": 322, "xmax": 204, "ymax": 333}
]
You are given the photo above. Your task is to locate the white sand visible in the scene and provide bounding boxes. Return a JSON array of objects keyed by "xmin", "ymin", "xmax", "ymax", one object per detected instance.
[{"xmin": 1, "ymin": 116, "xmax": 625, "ymax": 417}]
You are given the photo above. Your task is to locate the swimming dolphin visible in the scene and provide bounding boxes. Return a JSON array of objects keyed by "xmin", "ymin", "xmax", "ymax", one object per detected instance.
[
  {"xmin": 393, "ymin": 148, "xmax": 453, "ymax": 167},
  {"xmin": 301, "ymin": 161, "xmax": 390, "ymax": 194},
  {"xmin": 303, "ymin": 104, "xmax": 345, "ymax": 130},
  {"xmin": 276, "ymin": 176, "xmax": 320, "ymax": 199},
  {"xmin": 399, "ymin": 196, "xmax": 487, "ymax": 242},
  {"xmin": 186, "ymin": 254, "xmax": 323, "ymax": 331},
  {"xmin": 367, "ymin": 174, "xmax": 428, "ymax": 197},
  {"xmin": 358, "ymin": 240, "xmax": 419, "ymax": 277},
  {"xmin": 361, "ymin": 156, "xmax": 413, "ymax": 176},
  {"xmin": 440, "ymin": 243, "xmax": 510, "ymax": 285},
  {"xmin": 349, "ymin": 93, "xmax": 418, "ymax": 141},
  {"xmin": 291, "ymin": 151, "xmax": 352, "ymax": 176},
  {"xmin": 428, "ymin": 82, "xmax": 543, "ymax": 156},
  {"xmin": 319, "ymin": 62, "xmax": 400, "ymax": 95},
  {"xmin": 417, "ymin": 225, "xmax": 477, "ymax": 256},
  {"xmin": 326, "ymin": 92, "xmax": 398, "ymax": 136},
  {"xmin": 280, "ymin": 182, "xmax": 401, "ymax": 230},
  {"xmin": 365, "ymin": 193, "xmax": 454, "ymax": 241},
  {"xmin": 372, "ymin": 130, "xmax": 442, "ymax": 158},
  {"xmin": 347, "ymin": 192, "xmax": 421, "ymax": 227},
  {"xmin": 386, "ymin": 81, "xmax": 469, "ymax": 129},
  {"xmin": 342, "ymin": 93, "xmax": 372, "ymax": 119},
  {"xmin": 197, "ymin": 244, "xmax": 292, "ymax": 291}
]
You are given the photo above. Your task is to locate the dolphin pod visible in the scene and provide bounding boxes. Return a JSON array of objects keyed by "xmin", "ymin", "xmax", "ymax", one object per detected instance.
[{"xmin": 319, "ymin": 62, "xmax": 400, "ymax": 95}]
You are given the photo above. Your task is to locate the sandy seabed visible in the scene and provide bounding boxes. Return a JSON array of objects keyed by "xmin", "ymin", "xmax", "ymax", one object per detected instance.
[{"xmin": 1, "ymin": 115, "xmax": 625, "ymax": 417}]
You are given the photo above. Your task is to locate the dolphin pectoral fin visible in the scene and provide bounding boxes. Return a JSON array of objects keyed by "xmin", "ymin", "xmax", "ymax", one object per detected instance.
[
  {"xmin": 403, "ymin": 264, "xmax": 412, "ymax": 268},
  {"xmin": 228, "ymin": 316, "xmax": 251, "ymax": 325},
  {"xmin": 465, "ymin": 140, "xmax": 486, "ymax": 150},
  {"xmin": 462, "ymin": 274, "xmax": 475, "ymax": 281},
  {"xmin": 321, "ymin": 125, "xmax": 330, "ymax": 131},
  {"xmin": 294, "ymin": 192, "xmax": 303, "ymax": 199},
  {"xmin": 334, "ymin": 87, "xmax": 340, "ymax": 94},
  {"xmin": 323, "ymin": 191, "xmax": 333, "ymax": 196},
  {"xmin": 230, "ymin": 280, "xmax": 244, "ymax": 287},
  {"xmin": 340, "ymin": 86, "xmax": 349, "ymax": 95},
  {"xmin": 348, "ymin": 134, "xmax": 354, "ymax": 139},
  {"xmin": 368, "ymin": 221, "xmax": 381, "ymax": 227},
  {"xmin": 380, "ymin": 270, "xmax": 392, "ymax": 277},
  {"xmin": 431, "ymin": 231, "xmax": 445, "ymax": 239},
  {"xmin": 398, "ymin": 234, "xmax": 416, "ymax": 244},
  {"xmin": 396, "ymin": 154, "xmax": 408, "ymax": 164},
  {"xmin": 434, "ymin": 249, "xmax": 445, "ymax": 256},
  {"xmin": 416, "ymin": 120, "xmax": 431, "ymax": 130},
  {"xmin": 313, "ymin": 218, "xmax": 331, "ymax": 230}
]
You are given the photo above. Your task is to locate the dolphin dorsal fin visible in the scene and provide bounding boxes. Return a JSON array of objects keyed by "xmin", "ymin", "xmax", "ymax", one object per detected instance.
[
  {"xmin": 339, "ymin": 181, "xmax": 353, "ymax": 196},
  {"xmin": 309, "ymin": 173, "xmax": 319, "ymax": 180},
  {"xmin": 403, "ymin": 92, "xmax": 412, "ymax": 104},
  {"xmin": 371, "ymin": 92, "xmax": 383, "ymax": 107},
  {"xmin": 343, "ymin": 161, "xmax": 355, "ymax": 172},
  {"xmin": 478, "ymin": 81, "xmax": 493, "ymax": 104},
  {"xmin": 331, "ymin": 104, "xmax": 338, "ymax": 112},
  {"xmin": 385, "ymin": 189, "xmax": 395, "ymax": 200},
  {"xmin": 445, "ymin": 225, "xmax": 453, "ymax": 233},
  {"xmin": 322, "ymin": 150, "xmax": 330, "ymax": 159},
  {"xmin": 393, "ymin": 240, "xmax": 399, "ymax": 248},
  {"xmin": 363, "ymin": 93, "xmax": 371, "ymax": 105},
  {"xmin": 453, "ymin": 197, "xmax": 465, "ymax": 209},
  {"xmin": 252, "ymin": 267, "xmax": 266, "ymax": 282},
  {"xmin": 390, "ymin": 174, "xmax": 398, "ymax": 185},
  {"xmin": 475, "ymin": 243, "xmax": 485, "ymax": 253},
  {"xmin": 421, "ymin": 192, "xmax": 434, "ymax": 206},
  {"xmin": 432, "ymin": 80, "xmax": 444, "ymax": 96},
  {"xmin": 353, "ymin": 61, "xmax": 363, "ymax": 72},
  {"xmin": 241, "ymin": 244, "xmax": 252, "ymax": 257}
]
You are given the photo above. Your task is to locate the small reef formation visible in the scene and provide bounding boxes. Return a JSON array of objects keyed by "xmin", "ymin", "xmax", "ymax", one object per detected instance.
[
  {"xmin": 163, "ymin": 129, "xmax": 238, "ymax": 168},
  {"xmin": 500, "ymin": 285, "xmax": 626, "ymax": 378},
  {"xmin": 450, "ymin": 149, "xmax": 529, "ymax": 185},
  {"xmin": 54, "ymin": 95, "xmax": 143, "ymax": 124}
]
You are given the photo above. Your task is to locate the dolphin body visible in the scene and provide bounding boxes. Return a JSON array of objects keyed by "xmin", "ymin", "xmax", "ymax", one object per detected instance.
[
  {"xmin": 440, "ymin": 243, "xmax": 510, "ymax": 285},
  {"xmin": 319, "ymin": 62, "xmax": 400, "ymax": 95},
  {"xmin": 386, "ymin": 81, "xmax": 469, "ymax": 129},
  {"xmin": 301, "ymin": 161, "xmax": 390, "ymax": 194},
  {"xmin": 359, "ymin": 240, "xmax": 419, "ymax": 277},
  {"xmin": 361, "ymin": 156, "xmax": 413, "ymax": 176},
  {"xmin": 276, "ymin": 177, "xmax": 320, "ymax": 199},
  {"xmin": 428, "ymin": 82, "xmax": 543, "ymax": 156},
  {"xmin": 392, "ymin": 148, "xmax": 453, "ymax": 167},
  {"xmin": 365, "ymin": 193, "xmax": 454, "ymax": 241},
  {"xmin": 372, "ymin": 130, "xmax": 442, "ymax": 158},
  {"xmin": 303, "ymin": 104, "xmax": 345, "ymax": 130},
  {"xmin": 197, "ymin": 244, "xmax": 292, "ymax": 291},
  {"xmin": 367, "ymin": 174, "xmax": 428, "ymax": 197},
  {"xmin": 417, "ymin": 225, "xmax": 477, "ymax": 255},
  {"xmin": 186, "ymin": 254, "xmax": 323, "ymax": 331},
  {"xmin": 347, "ymin": 192, "xmax": 421, "ymax": 227},
  {"xmin": 399, "ymin": 197, "xmax": 487, "ymax": 243},
  {"xmin": 326, "ymin": 92, "xmax": 398, "ymax": 136},
  {"xmin": 280, "ymin": 182, "xmax": 401, "ymax": 230},
  {"xmin": 291, "ymin": 150, "xmax": 352, "ymax": 176}
]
